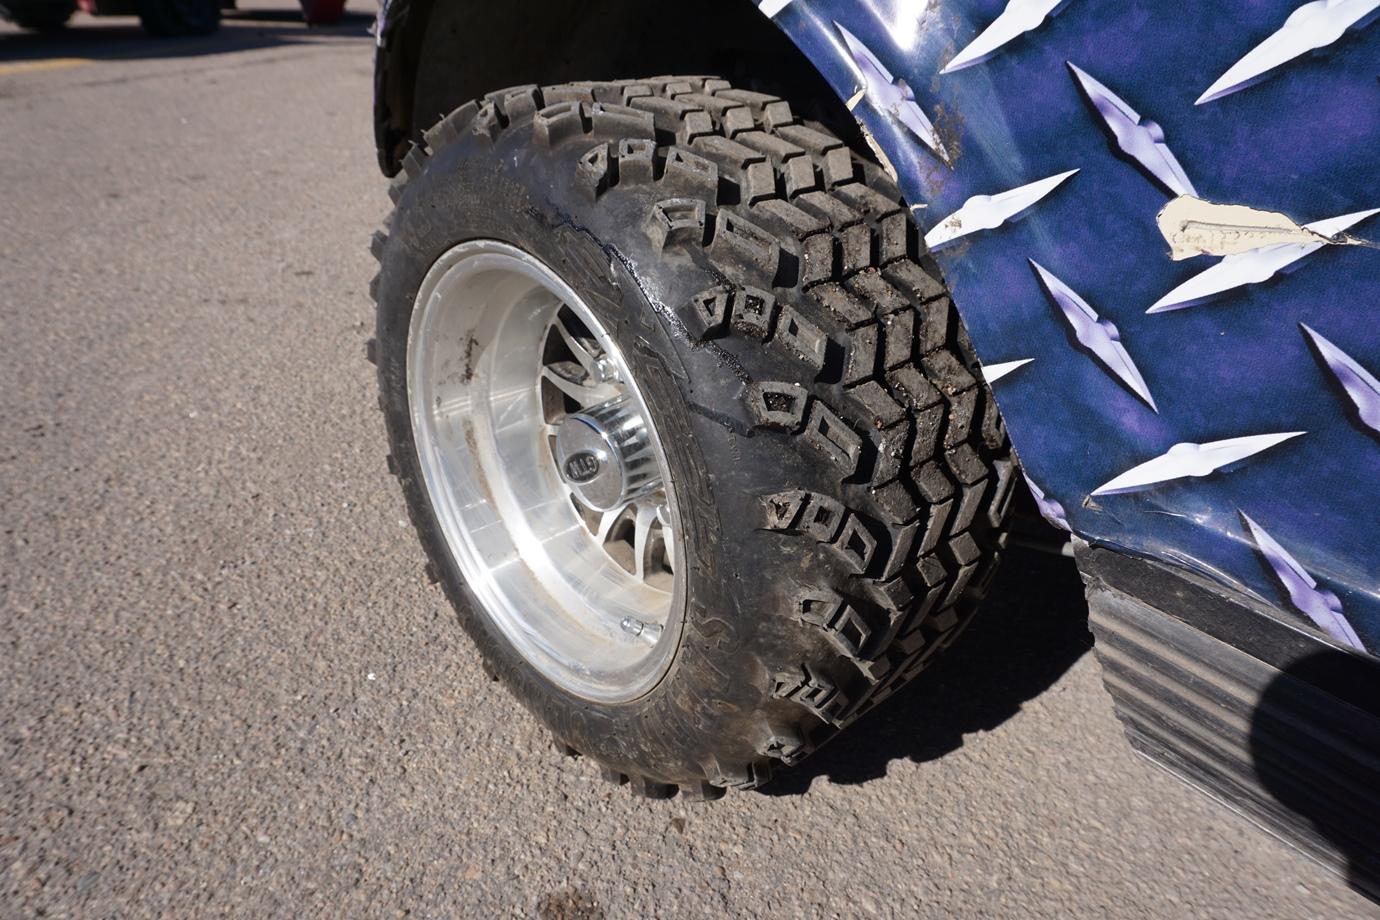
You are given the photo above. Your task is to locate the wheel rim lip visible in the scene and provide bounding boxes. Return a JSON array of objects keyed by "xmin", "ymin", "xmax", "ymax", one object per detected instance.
[{"xmin": 406, "ymin": 239, "xmax": 685, "ymax": 703}]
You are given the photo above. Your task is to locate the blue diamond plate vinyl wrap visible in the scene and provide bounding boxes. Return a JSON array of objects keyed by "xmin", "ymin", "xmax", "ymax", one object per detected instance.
[{"xmin": 757, "ymin": 0, "xmax": 1380, "ymax": 654}]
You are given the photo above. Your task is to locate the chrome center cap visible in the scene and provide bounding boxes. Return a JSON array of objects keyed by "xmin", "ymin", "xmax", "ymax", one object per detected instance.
[{"xmin": 554, "ymin": 397, "xmax": 658, "ymax": 511}]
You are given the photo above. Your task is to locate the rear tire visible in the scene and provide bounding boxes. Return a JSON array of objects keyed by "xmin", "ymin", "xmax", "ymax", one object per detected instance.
[
  {"xmin": 0, "ymin": 0, "xmax": 75, "ymax": 30},
  {"xmin": 138, "ymin": 0, "xmax": 217, "ymax": 35},
  {"xmin": 370, "ymin": 77, "xmax": 1015, "ymax": 797}
]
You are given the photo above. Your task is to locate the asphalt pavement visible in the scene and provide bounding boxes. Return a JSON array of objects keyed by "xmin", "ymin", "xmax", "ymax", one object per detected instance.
[{"xmin": 1, "ymin": 6, "xmax": 1375, "ymax": 917}]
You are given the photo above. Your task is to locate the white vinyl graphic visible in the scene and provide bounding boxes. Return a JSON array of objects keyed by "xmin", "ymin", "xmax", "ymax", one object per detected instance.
[
  {"xmin": 1240, "ymin": 512, "xmax": 1364, "ymax": 649},
  {"xmin": 942, "ymin": 0, "xmax": 1070, "ymax": 73},
  {"xmin": 1030, "ymin": 260, "xmax": 1158, "ymax": 412},
  {"xmin": 982, "ymin": 358, "xmax": 1035, "ymax": 384},
  {"xmin": 757, "ymin": 0, "xmax": 794, "ymax": 17},
  {"xmin": 835, "ymin": 21, "xmax": 949, "ymax": 160},
  {"xmin": 1091, "ymin": 432, "xmax": 1305, "ymax": 495},
  {"xmin": 1197, "ymin": 0, "xmax": 1380, "ymax": 104},
  {"xmin": 925, "ymin": 170, "xmax": 1077, "ymax": 249}
]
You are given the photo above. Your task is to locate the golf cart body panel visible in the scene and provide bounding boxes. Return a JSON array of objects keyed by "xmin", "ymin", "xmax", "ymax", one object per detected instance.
[{"xmin": 754, "ymin": 0, "xmax": 1380, "ymax": 658}]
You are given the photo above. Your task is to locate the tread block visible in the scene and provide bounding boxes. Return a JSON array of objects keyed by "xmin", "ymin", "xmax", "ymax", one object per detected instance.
[
  {"xmin": 923, "ymin": 350, "xmax": 977, "ymax": 395},
  {"xmin": 661, "ymin": 147, "xmax": 719, "ymax": 196},
  {"xmin": 590, "ymin": 101, "xmax": 656, "ymax": 138},
  {"xmin": 772, "ymin": 665, "xmax": 850, "ymax": 726},
  {"xmin": 627, "ymin": 95, "xmax": 714, "ymax": 141},
  {"xmin": 773, "ymin": 306, "xmax": 828, "ymax": 372},
  {"xmin": 848, "ymin": 379, "xmax": 906, "ymax": 428},
  {"xmin": 689, "ymin": 135, "xmax": 775, "ymax": 202},
  {"xmin": 848, "ymin": 269, "xmax": 910, "ymax": 315},
  {"xmin": 470, "ymin": 100, "xmax": 503, "ymax": 143},
  {"xmin": 712, "ymin": 211, "xmax": 782, "ymax": 278},
  {"xmin": 831, "ymin": 513, "xmax": 879, "ymax": 573},
  {"xmin": 646, "ymin": 198, "xmax": 706, "ymax": 250},
  {"xmin": 711, "ymin": 87, "xmax": 795, "ymax": 128},
  {"xmin": 871, "ymin": 479, "xmax": 920, "ymax": 525},
  {"xmin": 758, "ymin": 726, "xmax": 807, "ymax": 765},
  {"xmin": 944, "ymin": 530, "xmax": 982, "ymax": 568},
  {"xmin": 728, "ymin": 286, "xmax": 778, "ymax": 339},
  {"xmin": 942, "ymin": 387, "xmax": 979, "ymax": 448},
  {"xmin": 979, "ymin": 388, "xmax": 1006, "ymax": 451},
  {"xmin": 760, "ymin": 490, "xmax": 843, "ymax": 543},
  {"xmin": 945, "ymin": 443, "xmax": 988, "ymax": 485},
  {"xmin": 542, "ymin": 83, "xmax": 596, "ymax": 104},
  {"xmin": 752, "ymin": 200, "xmax": 833, "ymax": 285},
  {"xmin": 810, "ymin": 282, "xmax": 872, "ymax": 329},
  {"xmin": 942, "ymin": 563, "xmax": 979, "ymax": 609},
  {"xmin": 871, "ymin": 418, "xmax": 912, "ymax": 486},
  {"xmin": 617, "ymin": 138, "xmax": 657, "ymax": 185},
  {"xmin": 798, "ymin": 590, "xmax": 872, "ymax": 663},
  {"xmin": 881, "ymin": 520, "xmax": 919, "ymax": 581},
  {"xmin": 987, "ymin": 459, "xmax": 1018, "ymax": 528},
  {"xmin": 576, "ymin": 143, "xmax": 613, "ymax": 199},
  {"xmin": 916, "ymin": 498, "xmax": 954, "ymax": 556},
  {"xmin": 887, "ymin": 366, "xmax": 942, "ymax": 411},
  {"xmin": 799, "ymin": 493, "xmax": 846, "ymax": 543},
  {"xmin": 911, "ymin": 403, "xmax": 945, "ymax": 459},
  {"xmin": 868, "ymin": 573, "xmax": 914, "ymax": 608},
  {"xmin": 422, "ymin": 99, "xmax": 479, "ymax": 152},
  {"xmin": 774, "ymin": 124, "xmax": 854, "ymax": 186},
  {"xmin": 803, "ymin": 402, "xmax": 863, "ymax": 475},
  {"xmin": 678, "ymin": 781, "xmax": 727, "ymax": 802},
  {"xmin": 842, "ymin": 323, "xmax": 880, "ymax": 386},
  {"xmin": 533, "ymin": 101, "xmax": 589, "ymax": 147},
  {"xmin": 950, "ymin": 478, "xmax": 990, "ymax": 535},
  {"xmin": 882, "ymin": 260, "xmax": 947, "ymax": 304},
  {"xmin": 494, "ymin": 85, "xmax": 541, "ymax": 123},
  {"xmin": 400, "ymin": 145, "xmax": 428, "ymax": 182},
  {"xmin": 912, "ymin": 459, "xmax": 956, "ymax": 504},
  {"xmin": 760, "ymin": 489, "xmax": 808, "ymax": 532},
  {"xmin": 746, "ymin": 381, "xmax": 811, "ymax": 432},
  {"xmin": 882, "ymin": 309, "xmax": 916, "ymax": 369},
  {"xmin": 680, "ymin": 284, "xmax": 733, "ymax": 340}
]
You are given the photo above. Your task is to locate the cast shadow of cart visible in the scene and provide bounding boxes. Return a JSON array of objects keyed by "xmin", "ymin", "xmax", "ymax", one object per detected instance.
[{"xmin": 761, "ymin": 538, "xmax": 1093, "ymax": 796}]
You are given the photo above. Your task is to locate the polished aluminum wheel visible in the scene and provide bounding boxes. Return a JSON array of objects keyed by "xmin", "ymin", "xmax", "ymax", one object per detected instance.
[{"xmin": 406, "ymin": 240, "xmax": 683, "ymax": 702}]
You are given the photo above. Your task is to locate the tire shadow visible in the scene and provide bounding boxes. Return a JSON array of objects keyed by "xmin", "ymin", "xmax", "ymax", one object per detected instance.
[{"xmin": 760, "ymin": 536, "xmax": 1092, "ymax": 795}]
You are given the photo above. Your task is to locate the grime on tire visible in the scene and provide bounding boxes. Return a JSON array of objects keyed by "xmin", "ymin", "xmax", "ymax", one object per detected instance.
[{"xmin": 369, "ymin": 77, "xmax": 1015, "ymax": 798}]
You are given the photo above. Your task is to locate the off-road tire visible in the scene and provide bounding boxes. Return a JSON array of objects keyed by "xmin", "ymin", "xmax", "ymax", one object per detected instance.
[
  {"xmin": 0, "ymin": 0, "xmax": 74, "ymax": 30},
  {"xmin": 370, "ymin": 76, "xmax": 1015, "ymax": 798},
  {"xmin": 138, "ymin": 0, "xmax": 218, "ymax": 35}
]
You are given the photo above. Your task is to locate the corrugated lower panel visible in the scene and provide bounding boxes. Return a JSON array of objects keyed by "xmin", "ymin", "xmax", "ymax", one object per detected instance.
[{"xmin": 1086, "ymin": 578, "xmax": 1380, "ymax": 901}]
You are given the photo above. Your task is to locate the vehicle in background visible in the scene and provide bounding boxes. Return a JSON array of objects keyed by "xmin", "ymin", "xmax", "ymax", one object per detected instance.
[
  {"xmin": 366, "ymin": 0, "xmax": 1380, "ymax": 900},
  {"xmin": 0, "ymin": 0, "xmax": 343, "ymax": 35}
]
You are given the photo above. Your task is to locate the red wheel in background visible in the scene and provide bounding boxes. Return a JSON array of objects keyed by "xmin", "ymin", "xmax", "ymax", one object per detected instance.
[{"xmin": 298, "ymin": 0, "xmax": 341, "ymax": 24}]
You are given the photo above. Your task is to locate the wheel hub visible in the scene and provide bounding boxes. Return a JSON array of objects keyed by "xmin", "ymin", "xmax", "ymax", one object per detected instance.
[{"xmin": 554, "ymin": 397, "xmax": 660, "ymax": 512}]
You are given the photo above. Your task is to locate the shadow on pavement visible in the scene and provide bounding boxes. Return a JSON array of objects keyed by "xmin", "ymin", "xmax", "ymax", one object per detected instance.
[
  {"xmin": 0, "ymin": 8, "xmax": 372, "ymax": 62},
  {"xmin": 1250, "ymin": 650, "xmax": 1380, "ymax": 905},
  {"xmin": 761, "ymin": 539, "xmax": 1093, "ymax": 795}
]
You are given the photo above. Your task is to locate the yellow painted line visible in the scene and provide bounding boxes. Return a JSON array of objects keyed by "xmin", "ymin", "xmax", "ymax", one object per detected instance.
[{"xmin": 0, "ymin": 58, "xmax": 92, "ymax": 77}]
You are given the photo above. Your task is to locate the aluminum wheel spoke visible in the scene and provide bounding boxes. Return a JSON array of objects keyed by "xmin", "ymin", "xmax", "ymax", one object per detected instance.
[
  {"xmin": 595, "ymin": 501, "xmax": 631, "ymax": 543},
  {"xmin": 632, "ymin": 500, "xmax": 658, "ymax": 583},
  {"xmin": 541, "ymin": 362, "xmax": 616, "ymax": 407},
  {"xmin": 552, "ymin": 312, "xmax": 600, "ymax": 379}
]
